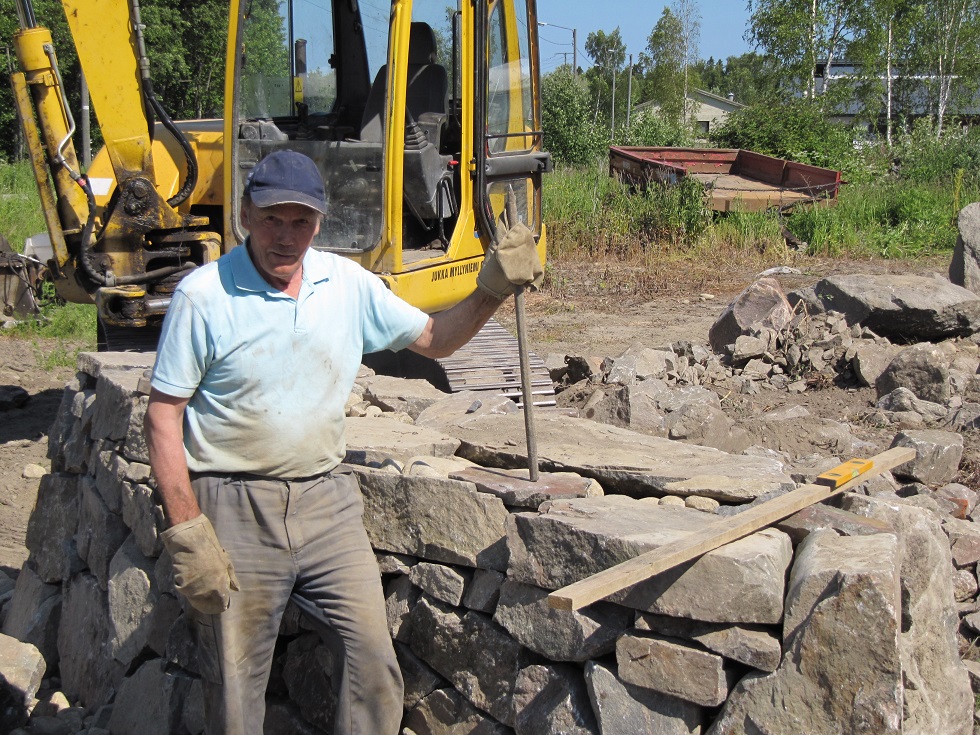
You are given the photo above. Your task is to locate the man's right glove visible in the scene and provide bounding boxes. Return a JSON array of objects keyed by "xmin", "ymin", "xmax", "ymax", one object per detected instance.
[
  {"xmin": 476, "ymin": 220, "xmax": 544, "ymax": 300},
  {"xmin": 161, "ymin": 514, "xmax": 240, "ymax": 615}
]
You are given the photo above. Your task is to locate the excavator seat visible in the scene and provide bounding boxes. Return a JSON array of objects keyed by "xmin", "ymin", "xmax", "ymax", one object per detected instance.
[{"xmin": 361, "ymin": 22, "xmax": 456, "ymax": 224}]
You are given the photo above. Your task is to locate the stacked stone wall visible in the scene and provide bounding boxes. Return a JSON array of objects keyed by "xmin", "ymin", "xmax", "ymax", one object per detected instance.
[{"xmin": 1, "ymin": 351, "xmax": 974, "ymax": 735}]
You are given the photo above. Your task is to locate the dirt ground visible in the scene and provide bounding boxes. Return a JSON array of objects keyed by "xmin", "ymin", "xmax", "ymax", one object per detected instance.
[{"xmin": 0, "ymin": 253, "xmax": 975, "ymax": 581}]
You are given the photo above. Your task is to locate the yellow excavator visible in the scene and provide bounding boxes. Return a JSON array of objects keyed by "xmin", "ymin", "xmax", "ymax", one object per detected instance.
[{"xmin": 9, "ymin": 0, "xmax": 552, "ymax": 396}]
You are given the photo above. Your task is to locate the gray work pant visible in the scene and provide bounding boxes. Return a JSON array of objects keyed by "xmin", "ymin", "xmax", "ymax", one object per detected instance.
[{"xmin": 189, "ymin": 470, "xmax": 403, "ymax": 735}]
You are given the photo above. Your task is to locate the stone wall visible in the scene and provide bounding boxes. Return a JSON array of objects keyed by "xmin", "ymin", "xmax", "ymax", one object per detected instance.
[{"xmin": 1, "ymin": 351, "xmax": 975, "ymax": 735}]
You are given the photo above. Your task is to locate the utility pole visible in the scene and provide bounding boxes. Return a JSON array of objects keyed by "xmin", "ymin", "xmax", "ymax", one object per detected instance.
[
  {"xmin": 627, "ymin": 54, "xmax": 633, "ymax": 128},
  {"xmin": 610, "ymin": 65, "xmax": 616, "ymax": 141},
  {"xmin": 539, "ymin": 22, "xmax": 577, "ymax": 78}
]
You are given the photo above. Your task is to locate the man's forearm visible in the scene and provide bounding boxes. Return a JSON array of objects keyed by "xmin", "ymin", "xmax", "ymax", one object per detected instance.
[
  {"xmin": 144, "ymin": 390, "xmax": 202, "ymax": 526},
  {"xmin": 409, "ymin": 288, "xmax": 503, "ymax": 359}
]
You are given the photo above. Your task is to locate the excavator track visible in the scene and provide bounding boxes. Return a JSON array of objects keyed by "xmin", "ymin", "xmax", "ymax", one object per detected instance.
[
  {"xmin": 435, "ymin": 319, "xmax": 555, "ymax": 407},
  {"xmin": 363, "ymin": 318, "xmax": 556, "ymax": 408}
]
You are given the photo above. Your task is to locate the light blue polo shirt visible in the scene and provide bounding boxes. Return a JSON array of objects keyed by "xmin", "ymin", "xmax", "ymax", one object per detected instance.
[{"xmin": 150, "ymin": 243, "xmax": 429, "ymax": 478}]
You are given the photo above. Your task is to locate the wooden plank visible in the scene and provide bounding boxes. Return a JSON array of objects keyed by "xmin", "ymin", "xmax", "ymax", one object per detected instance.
[{"xmin": 547, "ymin": 446, "xmax": 915, "ymax": 611}]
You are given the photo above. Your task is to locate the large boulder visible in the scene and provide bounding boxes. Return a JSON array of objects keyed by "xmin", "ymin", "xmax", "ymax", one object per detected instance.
[
  {"xmin": 812, "ymin": 274, "xmax": 980, "ymax": 341},
  {"xmin": 708, "ymin": 278, "xmax": 794, "ymax": 353},
  {"xmin": 708, "ymin": 530, "xmax": 903, "ymax": 735},
  {"xmin": 950, "ymin": 202, "xmax": 980, "ymax": 294},
  {"xmin": 876, "ymin": 344, "xmax": 951, "ymax": 404}
]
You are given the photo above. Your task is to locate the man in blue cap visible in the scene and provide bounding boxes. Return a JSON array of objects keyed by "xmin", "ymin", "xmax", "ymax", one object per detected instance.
[{"xmin": 143, "ymin": 149, "xmax": 542, "ymax": 735}]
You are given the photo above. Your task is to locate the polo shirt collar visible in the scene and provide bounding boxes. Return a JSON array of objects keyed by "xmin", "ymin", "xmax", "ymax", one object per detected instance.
[{"xmin": 230, "ymin": 239, "xmax": 331, "ymax": 295}]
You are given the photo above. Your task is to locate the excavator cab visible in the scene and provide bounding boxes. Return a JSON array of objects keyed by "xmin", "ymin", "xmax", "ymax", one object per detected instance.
[
  {"xmin": 225, "ymin": 0, "xmax": 551, "ymax": 313},
  {"xmin": 9, "ymin": 0, "xmax": 548, "ymax": 339}
]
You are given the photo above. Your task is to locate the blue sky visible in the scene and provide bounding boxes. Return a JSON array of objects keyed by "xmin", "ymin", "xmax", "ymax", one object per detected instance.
[{"xmin": 535, "ymin": 0, "xmax": 753, "ymax": 74}]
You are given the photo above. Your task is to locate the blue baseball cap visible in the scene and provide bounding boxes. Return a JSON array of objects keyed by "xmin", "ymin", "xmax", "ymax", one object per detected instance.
[{"xmin": 244, "ymin": 150, "xmax": 327, "ymax": 214}]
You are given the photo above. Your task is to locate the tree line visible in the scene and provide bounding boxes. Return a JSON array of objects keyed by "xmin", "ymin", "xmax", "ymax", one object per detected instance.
[
  {"xmin": 545, "ymin": 0, "xmax": 980, "ymax": 164},
  {"xmin": 1, "ymin": 0, "xmax": 978, "ymax": 167}
]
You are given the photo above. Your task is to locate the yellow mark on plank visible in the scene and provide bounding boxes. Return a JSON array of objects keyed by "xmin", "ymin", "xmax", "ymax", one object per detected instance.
[{"xmin": 815, "ymin": 458, "xmax": 874, "ymax": 488}]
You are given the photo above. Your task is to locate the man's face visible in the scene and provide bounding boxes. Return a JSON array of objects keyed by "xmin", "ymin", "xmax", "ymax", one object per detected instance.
[{"xmin": 240, "ymin": 201, "xmax": 321, "ymax": 290}]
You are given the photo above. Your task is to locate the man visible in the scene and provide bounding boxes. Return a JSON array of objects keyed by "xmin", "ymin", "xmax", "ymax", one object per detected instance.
[{"xmin": 143, "ymin": 149, "xmax": 542, "ymax": 735}]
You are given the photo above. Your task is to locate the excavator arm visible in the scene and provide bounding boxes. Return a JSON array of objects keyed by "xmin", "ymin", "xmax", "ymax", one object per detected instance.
[{"xmin": 9, "ymin": 0, "xmax": 220, "ymax": 332}]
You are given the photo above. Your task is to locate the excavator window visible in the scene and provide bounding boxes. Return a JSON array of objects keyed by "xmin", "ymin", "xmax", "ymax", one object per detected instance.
[{"xmin": 232, "ymin": 0, "xmax": 463, "ymax": 255}]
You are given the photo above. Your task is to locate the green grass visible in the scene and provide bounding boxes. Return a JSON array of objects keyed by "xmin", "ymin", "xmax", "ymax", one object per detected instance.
[
  {"xmin": 3, "ymin": 299, "xmax": 98, "ymax": 370},
  {"xmin": 0, "ymin": 161, "xmax": 47, "ymax": 252},
  {"xmin": 543, "ymin": 157, "xmax": 978, "ymax": 265}
]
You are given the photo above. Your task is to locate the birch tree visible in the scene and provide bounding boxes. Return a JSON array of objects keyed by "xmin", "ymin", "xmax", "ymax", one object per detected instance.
[
  {"xmin": 911, "ymin": 0, "xmax": 980, "ymax": 138},
  {"xmin": 747, "ymin": 0, "xmax": 859, "ymax": 101},
  {"xmin": 671, "ymin": 0, "xmax": 701, "ymax": 122}
]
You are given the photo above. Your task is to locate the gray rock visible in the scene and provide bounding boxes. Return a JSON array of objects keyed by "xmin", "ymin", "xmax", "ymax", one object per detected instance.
[
  {"xmin": 708, "ymin": 278, "xmax": 794, "ymax": 353},
  {"xmin": 664, "ymin": 403, "xmax": 751, "ymax": 454},
  {"xmin": 943, "ymin": 518, "xmax": 980, "ymax": 567},
  {"xmin": 120, "ymin": 482, "xmax": 164, "ymax": 558},
  {"xmin": 90, "ymin": 369, "xmax": 143, "ymax": 442},
  {"xmin": 946, "ymin": 401, "xmax": 980, "ymax": 430},
  {"xmin": 92, "ymin": 448, "xmax": 125, "ymax": 513},
  {"xmin": 448, "ymin": 413, "xmax": 793, "ymax": 502},
  {"xmin": 877, "ymin": 344, "xmax": 952, "ymax": 403},
  {"xmin": 1, "ymin": 565, "xmax": 61, "ymax": 668},
  {"xmin": 709, "ymin": 530, "xmax": 903, "ymax": 735},
  {"xmin": 409, "ymin": 563, "xmax": 470, "ymax": 608},
  {"xmin": 891, "ymin": 429, "xmax": 964, "ymax": 485},
  {"xmin": 75, "ymin": 476, "xmax": 129, "ymax": 590},
  {"xmin": 403, "ymin": 687, "xmax": 511, "ymax": 735},
  {"xmin": 386, "ymin": 571, "xmax": 420, "ymax": 643},
  {"xmin": 584, "ymin": 661, "xmax": 703, "ymax": 735},
  {"xmin": 449, "ymin": 466, "xmax": 603, "ymax": 510},
  {"xmin": 852, "ymin": 342, "xmax": 903, "ymax": 387},
  {"xmin": 837, "ymin": 497, "xmax": 973, "ymax": 734},
  {"xmin": 635, "ymin": 613, "xmax": 781, "ymax": 672},
  {"xmin": 0, "ymin": 385, "xmax": 29, "ymax": 410},
  {"xmin": 493, "ymin": 580, "xmax": 631, "ymax": 662},
  {"xmin": 361, "ymin": 375, "xmax": 449, "ymax": 419},
  {"xmin": 24, "ymin": 474, "xmax": 78, "ymax": 584},
  {"xmin": 57, "ymin": 572, "xmax": 125, "ymax": 708},
  {"xmin": 345, "ymin": 417, "xmax": 461, "ymax": 466},
  {"xmin": 950, "ymin": 202, "xmax": 980, "ymax": 294},
  {"xmin": 375, "ymin": 551, "xmax": 415, "ymax": 576},
  {"xmin": 281, "ymin": 633, "xmax": 339, "ymax": 732},
  {"xmin": 513, "ymin": 663, "xmax": 598, "ymax": 735},
  {"xmin": 410, "ymin": 596, "xmax": 526, "ymax": 726},
  {"xmin": 628, "ymin": 347, "xmax": 677, "ymax": 381},
  {"xmin": 617, "ymin": 633, "xmax": 736, "ymax": 707},
  {"xmin": 0, "ymin": 633, "xmax": 45, "ymax": 729},
  {"xmin": 877, "ymin": 387, "xmax": 948, "ymax": 422},
  {"xmin": 394, "ymin": 641, "xmax": 444, "ymax": 711},
  {"xmin": 355, "ymin": 468, "xmax": 509, "ymax": 571},
  {"xmin": 813, "ymin": 274, "xmax": 980, "ymax": 341},
  {"xmin": 75, "ymin": 351, "xmax": 154, "ymax": 380},
  {"xmin": 775, "ymin": 504, "xmax": 894, "ymax": 544},
  {"xmin": 415, "ymin": 390, "xmax": 520, "ymax": 431},
  {"xmin": 508, "ymin": 497, "xmax": 792, "ymax": 624},
  {"xmin": 106, "ymin": 658, "xmax": 192, "ymax": 735},
  {"xmin": 461, "ymin": 569, "xmax": 506, "ymax": 614},
  {"xmin": 952, "ymin": 568, "xmax": 978, "ymax": 602},
  {"xmin": 107, "ymin": 535, "xmax": 158, "ymax": 667},
  {"xmin": 603, "ymin": 354, "xmax": 638, "ymax": 385},
  {"xmin": 739, "ymin": 416, "xmax": 852, "ymax": 460},
  {"xmin": 935, "ymin": 483, "xmax": 978, "ymax": 517}
]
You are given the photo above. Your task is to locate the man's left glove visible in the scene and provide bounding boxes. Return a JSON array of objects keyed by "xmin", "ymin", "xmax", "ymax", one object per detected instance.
[
  {"xmin": 476, "ymin": 220, "xmax": 544, "ymax": 300},
  {"xmin": 162, "ymin": 514, "xmax": 240, "ymax": 615}
]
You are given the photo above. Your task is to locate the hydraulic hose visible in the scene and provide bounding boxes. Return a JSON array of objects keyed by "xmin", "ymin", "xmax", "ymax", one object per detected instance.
[
  {"xmin": 131, "ymin": 0, "xmax": 198, "ymax": 208},
  {"xmin": 76, "ymin": 177, "xmax": 196, "ymax": 288}
]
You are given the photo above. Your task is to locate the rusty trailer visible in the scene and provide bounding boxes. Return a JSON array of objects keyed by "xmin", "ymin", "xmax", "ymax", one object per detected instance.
[{"xmin": 609, "ymin": 146, "xmax": 842, "ymax": 212}]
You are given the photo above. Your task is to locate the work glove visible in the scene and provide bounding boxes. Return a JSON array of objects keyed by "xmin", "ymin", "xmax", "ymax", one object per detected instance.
[
  {"xmin": 476, "ymin": 219, "xmax": 544, "ymax": 300},
  {"xmin": 161, "ymin": 514, "xmax": 240, "ymax": 615}
]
